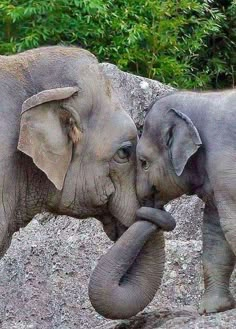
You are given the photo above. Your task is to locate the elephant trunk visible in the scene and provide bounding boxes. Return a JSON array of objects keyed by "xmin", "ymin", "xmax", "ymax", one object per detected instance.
[{"xmin": 88, "ymin": 220, "xmax": 165, "ymax": 319}]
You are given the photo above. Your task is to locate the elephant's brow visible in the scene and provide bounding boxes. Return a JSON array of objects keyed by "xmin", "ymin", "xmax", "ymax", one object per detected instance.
[
  {"xmin": 111, "ymin": 137, "xmax": 136, "ymax": 152},
  {"xmin": 119, "ymin": 136, "xmax": 137, "ymax": 144}
]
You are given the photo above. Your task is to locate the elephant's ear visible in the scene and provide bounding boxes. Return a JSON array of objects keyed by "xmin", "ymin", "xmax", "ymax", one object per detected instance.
[
  {"xmin": 17, "ymin": 87, "xmax": 81, "ymax": 190},
  {"xmin": 166, "ymin": 108, "xmax": 202, "ymax": 176}
]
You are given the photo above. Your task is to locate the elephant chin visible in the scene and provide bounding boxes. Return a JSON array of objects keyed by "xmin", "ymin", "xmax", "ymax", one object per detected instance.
[{"xmin": 99, "ymin": 214, "xmax": 128, "ymax": 241}]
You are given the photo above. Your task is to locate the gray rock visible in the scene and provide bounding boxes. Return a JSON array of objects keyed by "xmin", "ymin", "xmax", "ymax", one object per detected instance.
[
  {"xmin": 100, "ymin": 63, "xmax": 174, "ymax": 132},
  {"xmin": 165, "ymin": 195, "xmax": 204, "ymax": 241},
  {"xmin": 108, "ymin": 308, "xmax": 236, "ymax": 329},
  {"xmin": 0, "ymin": 64, "xmax": 235, "ymax": 328}
]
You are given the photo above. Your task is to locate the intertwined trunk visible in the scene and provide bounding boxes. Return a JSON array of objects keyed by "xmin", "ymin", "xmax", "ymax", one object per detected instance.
[{"xmin": 89, "ymin": 220, "xmax": 165, "ymax": 319}]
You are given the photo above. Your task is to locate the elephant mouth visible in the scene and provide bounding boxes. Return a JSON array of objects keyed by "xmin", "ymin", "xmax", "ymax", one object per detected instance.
[
  {"xmin": 97, "ymin": 214, "xmax": 128, "ymax": 241},
  {"xmin": 138, "ymin": 192, "xmax": 176, "ymax": 231},
  {"xmin": 154, "ymin": 197, "xmax": 166, "ymax": 209}
]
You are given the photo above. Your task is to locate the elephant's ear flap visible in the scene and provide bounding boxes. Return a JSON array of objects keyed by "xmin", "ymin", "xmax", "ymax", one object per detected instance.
[
  {"xmin": 167, "ymin": 108, "xmax": 202, "ymax": 176},
  {"xmin": 17, "ymin": 87, "xmax": 80, "ymax": 190}
]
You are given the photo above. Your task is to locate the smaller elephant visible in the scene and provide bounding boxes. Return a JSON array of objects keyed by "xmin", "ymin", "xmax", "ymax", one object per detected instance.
[{"xmin": 137, "ymin": 90, "xmax": 236, "ymax": 314}]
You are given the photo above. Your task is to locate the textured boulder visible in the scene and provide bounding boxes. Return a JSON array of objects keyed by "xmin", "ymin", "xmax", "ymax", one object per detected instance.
[
  {"xmin": 0, "ymin": 64, "xmax": 235, "ymax": 329},
  {"xmin": 100, "ymin": 63, "xmax": 174, "ymax": 132}
]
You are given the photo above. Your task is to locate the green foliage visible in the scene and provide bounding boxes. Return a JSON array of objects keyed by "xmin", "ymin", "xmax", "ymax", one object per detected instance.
[{"xmin": 0, "ymin": 0, "xmax": 235, "ymax": 89}]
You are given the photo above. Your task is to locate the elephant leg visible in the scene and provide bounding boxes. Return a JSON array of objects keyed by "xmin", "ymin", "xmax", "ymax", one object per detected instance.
[
  {"xmin": 199, "ymin": 201, "xmax": 236, "ymax": 314},
  {"xmin": 0, "ymin": 219, "xmax": 11, "ymax": 258},
  {"xmin": 210, "ymin": 157, "xmax": 236, "ymax": 255}
]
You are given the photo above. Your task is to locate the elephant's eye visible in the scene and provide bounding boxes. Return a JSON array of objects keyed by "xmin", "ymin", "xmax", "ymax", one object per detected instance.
[
  {"xmin": 139, "ymin": 158, "xmax": 150, "ymax": 171},
  {"xmin": 114, "ymin": 145, "xmax": 132, "ymax": 163}
]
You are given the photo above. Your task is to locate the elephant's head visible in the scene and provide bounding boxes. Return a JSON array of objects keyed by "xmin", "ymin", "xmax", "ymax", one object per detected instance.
[
  {"xmin": 136, "ymin": 97, "xmax": 202, "ymax": 206},
  {"xmin": 88, "ymin": 96, "xmax": 203, "ymax": 319},
  {"xmin": 17, "ymin": 47, "xmax": 139, "ymax": 239}
]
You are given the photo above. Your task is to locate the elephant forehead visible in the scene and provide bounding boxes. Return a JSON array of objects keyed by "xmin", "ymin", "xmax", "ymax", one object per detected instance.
[
  {"xmin": 89, "ymin": 113, "xmax": 137, "ymax": 157},
  {"xmin": 94, "ymin": 111, "xmax": 136, "ymax": 139},
  {"xmin": 111, "ymin": 112, "xmax": 136, "ymax": 137},
  {"xmin": 137, "ymin": 138, "xmax": 157, "ymax": 159},
  {"xmin": 144, "ymin": 111, "xmax": 164, "ymax": 136}
]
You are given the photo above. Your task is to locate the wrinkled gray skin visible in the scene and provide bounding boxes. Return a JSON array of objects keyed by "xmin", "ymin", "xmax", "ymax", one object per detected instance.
[
  {"xmin": 89, "ymin": 207, "xmax": 176, "ymax": 319},
  {"xmin": 137, "ymin": 90, "xmax": 236, "ymax": 314},
  {"xmin": 0, "ymin": 46, "xmax": 140, "ymax": 254},
  {"xmin": 0, "ymin": 46, "xmax": 170, "ymax": 320}
]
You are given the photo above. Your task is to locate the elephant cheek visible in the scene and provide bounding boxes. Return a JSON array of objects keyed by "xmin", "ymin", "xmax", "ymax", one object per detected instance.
[
  {"xmin": 108, "ymin": 186, "xmax": 139, "ymax": 227},
  {"xmin": 136, "ymin": 172, "xmax": 153, "ymax": 202},
  {"xmin": 94, "ymin": 177, "xmax": 115, "ymax": 207},
  {"xmin": 81, "ymin": 172, "xmax": 115, "ymax": 208}
]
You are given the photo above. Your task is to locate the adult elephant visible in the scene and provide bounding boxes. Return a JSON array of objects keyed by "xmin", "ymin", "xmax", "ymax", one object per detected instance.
[
  {"xmin": 136, "ymin": 91, "xmax": 236, "ymax": 314},
  {"xmin": 0, "ymin": 46, "xmax": 140, "ymax": 255},
  {"xmin": 0, "ymin": 46, "xmax": 174, "ymax": 321}
]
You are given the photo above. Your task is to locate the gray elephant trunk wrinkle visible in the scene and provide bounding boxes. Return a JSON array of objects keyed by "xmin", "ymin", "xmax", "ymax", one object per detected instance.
[
  {"xmin": 88, "ymin": 220, "xmax": 165, "ymax": 319},
  {"xmin": 137, "ymin": 207, "xmax": 176, "ymax": 231}
]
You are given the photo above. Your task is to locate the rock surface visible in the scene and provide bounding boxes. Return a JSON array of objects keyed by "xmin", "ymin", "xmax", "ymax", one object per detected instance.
[
  {"xmin": 100, "ymin": 63, "xmax": 174, "ymax": 133},
  {"xmin": 0, "ymin": 64, "xmax": 235, "ymax": 328}
]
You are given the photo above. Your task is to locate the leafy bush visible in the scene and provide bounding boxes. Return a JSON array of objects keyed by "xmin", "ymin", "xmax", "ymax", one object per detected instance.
[{"xmin": 0, "ymin": 0, "xmax": 235, "ymax": 89}]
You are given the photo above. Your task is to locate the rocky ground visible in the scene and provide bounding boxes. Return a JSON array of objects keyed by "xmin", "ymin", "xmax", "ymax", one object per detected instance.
[
  {"xmin": 1, "ymin": 195, "xmax": 235, "ymax": 328},
  {"xmin": 0, "ymin": 64, "xmax": 235, "ymax": 328}
]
